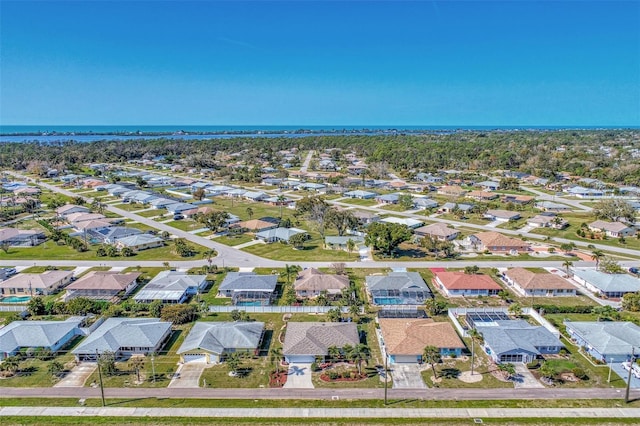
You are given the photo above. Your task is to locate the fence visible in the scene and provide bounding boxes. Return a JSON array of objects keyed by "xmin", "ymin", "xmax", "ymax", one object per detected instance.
[
  {"xmin": 208, "ymin": 305, "xmax": 351, "ymax": 314},
  {"xmin": 0, "ymin": 305, "xmax": 28, "ymax": 312}
]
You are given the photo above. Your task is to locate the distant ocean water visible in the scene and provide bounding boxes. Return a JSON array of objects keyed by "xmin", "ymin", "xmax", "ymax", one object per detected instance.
[{"xmin": 0, "ymin": 124, "xmax": 635, "ymax": 143}]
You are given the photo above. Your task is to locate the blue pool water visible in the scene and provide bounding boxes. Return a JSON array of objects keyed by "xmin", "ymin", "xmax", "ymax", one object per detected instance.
[
  {"xmin": 235, "ymin": 301, "xmax": 264, "ymax": 306},
  {"xmin": 374, "ymin": 297, "xmax": 405, "ymax": 305},
  {"xmin": 0, "ymin": 296, "xmax": 31, "ymax": 303}
]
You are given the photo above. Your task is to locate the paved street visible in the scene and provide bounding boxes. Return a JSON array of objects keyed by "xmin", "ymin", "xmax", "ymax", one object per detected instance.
[{"xmin": 1, "ymin": 406, "xmax": 640, "ymax": 419}]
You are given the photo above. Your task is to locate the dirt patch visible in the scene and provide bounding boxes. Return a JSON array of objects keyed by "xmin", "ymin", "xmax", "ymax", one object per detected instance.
[{"xmin": 458, "ymin": 370, "xmax": 483, "ymax": 383}]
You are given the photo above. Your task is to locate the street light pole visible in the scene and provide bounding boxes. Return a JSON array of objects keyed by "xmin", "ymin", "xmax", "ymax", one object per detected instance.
[
  {"xmin": 608, "ymin": 358, "xmax": 614, "ymax": 383},
  {"xmin": 96, "ymin": 349, "xmax": 105, "ymax": 407},
  {"xmin": 625, "ymin": 347, "xmax": 635, "ymax": 404}
]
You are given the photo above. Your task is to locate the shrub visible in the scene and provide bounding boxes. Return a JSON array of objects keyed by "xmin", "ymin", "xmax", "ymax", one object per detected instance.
[
  {"xmin": 572, "ymin": 367, "xmax": 588, "ymax": 380},
  {"xmin": 328, "ymin": 371, "xmax": 339, "ymax": 380}
]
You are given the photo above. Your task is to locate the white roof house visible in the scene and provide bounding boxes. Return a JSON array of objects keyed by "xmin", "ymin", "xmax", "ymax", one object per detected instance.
[
  {"xmin": 255, "ymin": 227, "xmax": 307, "ymax": 243},
  {"xmin": 0, "ymin": 317, "xmax": 84, "ymax": 360},
  {"xmin": 134, "ymin": 271, "xmax": 207, "ymax": 304},
  {"xmin": 380, "ymin": 217, "xmax": 423, "ymax": 228},
  {"xmin": 72, "ymin": 317, "xmax": 172, "ymax": 361},
  {"xmin": 565, "ymin": 321, "xmax": 640, "ymax": 362},
  {"xmin": 572, "ymin": 269, "xmax": 640, "ymax": 298}
]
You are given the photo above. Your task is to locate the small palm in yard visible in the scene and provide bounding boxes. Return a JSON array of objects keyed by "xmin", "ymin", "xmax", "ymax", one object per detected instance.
[
  {"xmin": 226, "ymin": 352, "xmax": 242, "ymax": 376},
  {"xmin": 129, "ymin": 356, "xmax": 145, "ymax": 383},
  {"xmin": 47, "ymin": 360, "xmax": 64, "ymax": 379},
  {"xmin": 497, "ymin": 363, "xmax": 516, "ymax": 380},
  {"xmin": 423, "ymin": 345, "xmax": 442, "ymax": 380},
  {"xmin": 539, "ymin": 362, "xmax": 555, "ymax": 381}
]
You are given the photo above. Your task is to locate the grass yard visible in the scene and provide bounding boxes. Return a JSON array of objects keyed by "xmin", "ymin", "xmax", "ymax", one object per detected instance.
[
  {"xmin": 165, "ymin": 219, "xmax": 206, "ymax": 232},
  {"xmin": 420, "ymin": 350, "xmax": 514, "ymax": 389},
  {"xmin": 200, "ymin": 357, "xmax": 271, "ymax": 388},
  {"xmin": 19, "ymin": 265, "xmax": 75, "ymax": 274},
  {"xmin": 215, "ymin": 233, "xmax": 255, "ymax": 246},
  {"xmin": 134, "ymin": 209, "xmax": 164, "ymax": 218},
  {"xmin": 0, "ymin": 352, "xmax": 77, "ymax": 388},
  {"xmin": 242, "ymin": 235, "xmax": 354, "ymax": 262},
  {"xmin": 339, "ymin": 198, "xmax": 378, "ymax": 207}
]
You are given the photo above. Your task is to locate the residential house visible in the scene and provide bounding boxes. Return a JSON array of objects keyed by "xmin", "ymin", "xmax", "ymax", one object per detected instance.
[
  {"xmin": 255, "ymin": 227, "xmax": 307, "ymax": 243},
  {"xmin": 476, "ymin": 320, "xmax": 564, "ymax": 363},
  {"xmin": 0, "ymin": 228, "xmax": 46, "ymax": 247},
  {"xmin": 352, "ymin": 210, "xmax": 380, "ymax": 225},
  {"xmin": 437, "ymin": 185, "xmax": 467, "ymax": 197},
  {"xmin": 0, "ymin": 317, "xmax": 84, "ymax": 361},
  {"xmin": 466, "ymin": 190, "xmax": 499, "ymax": 201},
  {"xmin": 571, "ymin": 269, "xmax": 640, "ymax": 298},
  {"xmin": 564, "ymin": 321, "xmax": 640, "ymax": 362},
  {"xmin": 283, "ymin": 322, "xmax": 360, "ymax": 363},
  {"xmin": 243, "ymin": 191, "xmax": 268, "ymax": 202},
  {"xmin": 375, "ymin": 193, "xmax": 401, "ymax": 204},
  {"xmin": 526, "ymin": 214, "xmax": 568, "ymax": 229},
  {"xmin": 177, "ymin": 321, "xmax": 265, "ymax": 364},
  {"xmin": 535, "ymin": 201, "xmax": 571, "ymax": 213},
  {"xmin": 588, "ymin": 220, "xmax": 636, "ymax": 238},
  {"xmin": 114, "ymin": 234, "xmax": 164, "ymax": 251},
  {"xmin": 440, "ymin": 202, "xmax": 474, "ymax": 214},
  {"xmin": 466, "ymin": 231, "xmax": 530, "ymax": 253},
  {"xmin": 67, "ymin": 213, "xmax": 107, "ymax": 224},
  {"xmin": 503, "ymin": 268, "xmax": 576, "ymax": 297},
  {"xmin": 134, "ymin": 271, "xmax": 207, "ymax": 304},
  {"xmin": 72, "ymin": 317, "xmax": 172, "ymax": 361},
  {"xmin": 343, "ymin": 190, "xmax": 377, "ymax": 199},
  {"xmin": 55, "ymin": 204, "xmax": 91, "ymax": 217},
  {"xmin": 293, "ymin": 268, "xmax": 349, "ymax": 299},
  {"xmin": 0, "ymin": 270, "xmax": 74, "ymax": 297},
  {"xmin": 379, "ymin": 319, "xmax": 465, "ymax": 363},
  {"xmin": 413, "ymin": 198, "xmax": 438, "ymax": 210},
  {"xmin": 483, "ymin": 210, "xmax": 521, "ymax": 222},
  {"xmin": 217, "ymin": 272, "xmax": 278, "ymax": 305},
  {"xmin": 365, "ymin": 271, "xmax": 432, "ymax": 305},
  {"xmin": 149, "ymin": 198, "xmax": 177, "ymax": 209},
  {"xmin": 567, "ymin": 186, "xmax": 604, "ymax": 198},
  {"xmin": 386, "ymin": 180, "xmax": 408, "ymax": 191},
  {"xmin": 324, "ymin": 235, "xmax": 365, "ymax": 251},
  {"xmin": 235, "ymin": 219, "xmax": 279, "ymax": 233},
  {"xmin": 88, "ymin": 226, "xmax": 142, "ymax": 244},
  {"xmin": 415, "ymin": 173, "xmax": 443, "ymax": 184},
  {"xmin": 380, "ymin": 217, "xmax": 423, "ymax": 228},
  {"xmin": 476, "ymin": 180, "xmax": 500, "ymax": 191},
  {"xmin": 165, "ymin": 202, "xmax": 197, "ymax": 215},
  {"xmin": 299, "ymin": 182, "xmax": 326, "ymax": 192},
  {"xmin": 64, "ymin": 271, "xmax": 141, "ymax": 302},
  {"xmin": 433, "ymin": 271, "xmax": 502, "ymax": 297},
  {"xmin": 413, "ymin": 223, "xmax": 459, "ymax": 241},
  {"xmin": 502, "ymin": 194, "xmax": 534, "ymax": 205}
]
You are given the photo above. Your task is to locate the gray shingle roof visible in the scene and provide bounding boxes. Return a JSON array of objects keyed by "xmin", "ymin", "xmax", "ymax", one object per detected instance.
[
  {"xmin": 218, "ymin": 272, "xmax": 277, "ymax": 292},
  {"xmin": 134, "ymin": 271, "xmax": 206, "ymax": 302},
  {"xmin": 573, "ymin": 269, "xmax": 640, "ymax": 293},
  {"xmin": 565, "ymin": 321, "xmax": 640, "ymax": 357},
  {"xmin": 283, "ymin": 322, "xmax": 359, "ymax": 356},
  {"xmin": 365, "ymin": 272, "xmax": 431, "ymax": 293},
  {"xmin": 0, "ymin": 318, "xmax": 83, "ymax": 354},
  {"xmin": 476, "ymin": 320, "xmax": 563, "ymax": 356},
  {"xmin": 177, "ymin": 321, "xmax": 264, "ymax": 355},
  {"xmin": 72, "ymin": 318, "xmax": 171, "ymax": 355}
]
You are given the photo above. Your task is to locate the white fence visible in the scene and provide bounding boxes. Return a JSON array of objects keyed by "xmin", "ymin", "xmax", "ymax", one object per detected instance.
[
  {"xmin": 208, "ymin": 305, "xmax": 351, "ymax": 314},
  {"xmin": 0, "ymin": 305, "xmax": 28, "ymax": 312}
]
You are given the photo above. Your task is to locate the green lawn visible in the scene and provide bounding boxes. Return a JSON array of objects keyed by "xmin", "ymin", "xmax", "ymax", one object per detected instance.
[
  {"xmin": 20, "ymin": 265, "xmax": 75, "ymax": 274},
  {"xmin": 242, "ymin": 236, "xmax": 354, "ymax": 262},
  {"xmin": 135, "ymin": 209, "xmax": 164, "ymax": 218},
  {"xmin": 165, "ymin": 219, "xmax": 207, "ymax": 232},
  {"xmin": 421, "ymin": 350, "xmax": 514, "ymax": 389},
  {"xmin": 339, "ymin": 198, "xmax": 378, "ymax": 207},
  {"xmin": 0, "ymin": 352, "xmax": 77, "ymax": 388},
  {"xmin": 215, "ymin": 234, "xmax": 255, "ymax": 246},
  {"xmin": 200, "ymin": 358, "xmax": 271, "ymax": 388}
]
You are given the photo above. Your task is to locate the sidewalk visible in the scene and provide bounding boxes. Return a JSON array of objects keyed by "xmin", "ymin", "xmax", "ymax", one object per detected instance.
[{"xmin": 1, "ymin": 406, "xmax": 639, "ymax": 419}]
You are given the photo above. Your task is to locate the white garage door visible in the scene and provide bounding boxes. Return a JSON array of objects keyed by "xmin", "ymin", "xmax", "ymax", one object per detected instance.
[
  {"xmin": 392, "ymin": 355, "xmax": 420, "ymax": 364},
  {"xmin": 182, "ymin": 354, "xmax": 207, "ymax": 363},
  {"xmin": 286, "ymin": 355, "xmax": 315, "ymax": 364}
]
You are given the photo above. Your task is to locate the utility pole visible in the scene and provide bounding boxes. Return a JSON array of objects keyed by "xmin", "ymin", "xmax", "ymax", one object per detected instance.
[
  {"xmin": 608, "ymin": 357, "xmax": 614, "ymax": 383},
  {"xmin": 383, "ymin": 351, "xmax": 388, "ymax": 406},
  {"xmin": 625, "ymin": 347, "xmax": 635, "ymax": 404},
  {"xmin": 96, "ymin": 350, "xmax": 105, "ymax": 407},
  {"xmin": 471, "ymin": 335, "xmax": 475, "ymax": 376},
  {"xmin": 151, "ymin": 353, "xmax": 156, "ymax": 383}
]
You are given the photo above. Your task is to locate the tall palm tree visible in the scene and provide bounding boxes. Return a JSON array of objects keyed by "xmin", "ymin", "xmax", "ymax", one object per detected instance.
[
  {"xmin": 422, "ymin": 345, "xmax": 442, "ymax": 379},
  {"xmin": 348, "ymin": 344, "xmax": 370, "ymax": 375},
  {"xmin": 468, "ymin": 329, "xmax": 482, "ymax": 376},
  {"xmin": 246, "ymin": 207, "xmax": 253, "ymax": 220},
  {"xmin": 562, "ymin": 259, "xmax": 574, "ymax": 276},
  {"xmin": 277, "ymin": 195, "xmax": 286, "ymax": 218},
  {"xmin": 327, "ymin": 345, "xmax": 341, "ymax": 363},
  {"xmin": 591, "ymin": 249, "xmax": 604, "ymax": 270}
]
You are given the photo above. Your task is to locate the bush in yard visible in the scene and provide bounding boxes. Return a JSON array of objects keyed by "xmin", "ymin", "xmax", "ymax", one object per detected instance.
[
  {"xmin": 571, "ymin": 367, "xmax": 588, "ymax": 380},
  {"xmin": 160, "ymin": 304, "xmax": 198, "ymax": 324}
]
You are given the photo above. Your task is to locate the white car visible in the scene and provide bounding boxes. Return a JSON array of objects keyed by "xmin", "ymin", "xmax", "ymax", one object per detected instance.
[{"xmin": 621, "ymin": 362, "xmax": 640, "ymax": 379}]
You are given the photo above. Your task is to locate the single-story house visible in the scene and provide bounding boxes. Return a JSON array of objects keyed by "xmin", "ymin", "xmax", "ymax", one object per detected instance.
[
  {"xmin": 564, "ymin": 321, "xmax": 640, "ymax": 362},
  {"xmin": 0, "ymin": 317, "xmax": 84, "ymax": 361},
  {"xmin": 134, "ymin": 271, "xmax": 207, "ymax": 304},
  {"xmin": 149, "ymin": 198, "xmax": 177, "ymax": 209},
  {"xmin": 343, "ymin": 190, "xmax": 377, "ymax": 199},
  {"xmin": 243, "ymin": 191, "xmax": 268, "ymax": 202},
  {"xmin": 413, "ymin": 198, "xmax": 439, "ymax": 210},
  {"xmin": 178, "ymin": 321, "xmax": 265, "ymax": 364},
  {"xmin": 466, "ymin": 231, "xmax": 530, "ymax": 254},
  {"xmin": 440, "ymin": 202, "xmax": 474, "ymax": 214},
  {"xmin": 502, "ymin": 194, "xmax": 534, "ymax": 205},
  {"xmin": 75, "ymin": 220, "xmax": 114, "ymax": 232},
  {"xmin": 535, "ymin": 201, "xmax": 572, "ymax": 213},
  {"xmin": 466, "ymin": 190, "xmax": 499, "ymax": 201},
  {"xmin": 365, "ymin": 271, "xmax": 432, "ymax": 305},
  {"xmin": 380, "ymin": 217, "xmax": 423, "ymax": 229},
  {"xmin": 571, "ymin": 269, "xmax": 640, "ymax": 298},
  {"xmin": 56, "ymin": 204, "xmax": 91, "ymax": 217},
  {"xmin": 375, "ymin": 193, "xmax": 401, "ymax": 204},
  {"xmin": 526, "ymin": 214, "xmax": 568, "ymax": 229},
  {"xmin": 588, "ymin": 220, "xmax": 636, "ymax": 238},
  {"xmin": 294, "ymin": 268, "xmax": 349, "ymax": 299},
  {"xmin": 476, "ymin": 180, "xmax": 500, "ymax": 191},
  {"xmin": 64, "ymin": 271, "xmax": 141, "ymax": 302},
  {"xmin": 89, "ymin": 226, "xmax": 142, "ymax": 244},
  {"xmin": 567, "ymin": 186, "xmax": 604, "ymax": 198},
  {"xmin": 299, "ymin": 182, "xmax": 326, "ymax": 192},
  {"xmin": 483, "ymin": 210, "xmax": 521, "ymax": 222},
  {"xmin": 283, "ymin": 322, "xmax": 360, "ymax": 363},
  {"xmin": 433, "ymin": 271, "xmax": 502, "ymax": 297},
  {"xmin": 0, "ymin": 270, "xmax": 74, "ymax": 296},
  {"xmin": 255, "ymin": 227, "xmax": 307, "ymax": 243},
  {"xmin": 72, "ymin": 317, "xmax": 172, "ymax": 361},
  {"xmin": 324, "ymin": 235, "xmax": 365, "ymax": 251},
  {"xmin": 414, "ymin": 223, "xmax": 459, "ymax": 241},
  {"xmin": 0, "ymin": 228, "xmax": 46, "ymax": 247},
  {"xmin": 67, "ymin": 212, "xmax": 107, "ymax": 224},
  {"xmin": 503, "ymin": 268, "xmax": 576, "ymax": 297},
  {"xmin": 379, "ymin": 318, "xmax": 465, "ymax": 363},
  {"xmin": 114, "ymin": 234, "xmax": 165, "ymax": 251},
  {"xmin": 476, "ymin": 320, "xmax": 564, "ymax": 364},
  {"xmin": 235, "ymin": 219, "xmax": 279, "ymax": 233},
  {"xmin": 437, "ymin": 185, "xmax": 467, "ymax": 197},
  {"xmin": 165, "ymin": 202, "xmax": 197, "ymax": 214},
  {"xmin": 217, "ymin": 272, "xmax": 278, "ymax": 305},
  {"xmin": 352, "ymin": 210, "xmax": 380, "ymax": 225}
]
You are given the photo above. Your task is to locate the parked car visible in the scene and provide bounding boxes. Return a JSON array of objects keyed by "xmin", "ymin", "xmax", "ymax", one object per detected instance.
[
  {"xmin": 622, "ymin": 362, "xmax": 640, "ymax": 379},
  {"xmin": 173, "ymin": 214, "xmax": 184, "ymax": 220},
  {"xmin": 629, "ymin": 267, "xmax": 639, "ymax": 275}
]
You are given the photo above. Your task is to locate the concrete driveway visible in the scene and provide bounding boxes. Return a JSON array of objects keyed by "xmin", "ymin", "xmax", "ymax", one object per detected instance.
[
  {"xmin": 390, "ymin": 364, "xmax": 427, "ymax": 389},
  {"xmin": 513, "ymin": 363, "xmax": 544, "ymax": 388},
  {"xmin": 283, "ymin": 363, "xmax": 314, "ymax": 389},
  {"xmin": 168, "ymin": 363, "xmax": 208, "ymax": 388},
  {"xmin": 54, "ymin": 362, "xmax": 97, "ymax": 388}
]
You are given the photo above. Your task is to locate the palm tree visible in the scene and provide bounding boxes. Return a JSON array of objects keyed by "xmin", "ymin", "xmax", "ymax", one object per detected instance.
[
  {"xmin": 0, "ymin": 356, "xmax": 21, "ymax": 375},
  {"xmin": 277, "ymin": 195, "xmax": 286, "ymax": 218},
  {"xmin": 468, "ymin": 329, "xmax": 482, "ymax": 376},
  {"xmin": 48, "ymin": 360, "xmax": 64, "ymax": 378},
  {"xmin": 562, "ymin": 259, "xmax": 574, "ymax": 276},
  {"xmin": 269, "ymin": 347, "xmax": 283, "ymax": 385},
  {"xmin": 349, "ymin": 344, "xmax": 370, "ymax": 375},
  {"xmin": 129, "ymin": 356, "xmax": 145, "ymax": 382},
  {"xmin": 422, "ymin": 345, "xmax": 442, "ymax": 379},
  {"xmin": 327, "ymin": 345, "xmax": 341, "ymax": 363},
  {"xmin": 246, "ymin": 207, "xmax": 253, "ymax": 220},
  {"xmin": 346, "ymin": 238, "xmax": 356, "ymax": 259},
  {"xmin": 226, "ymin": 352, "xmax": 241, "ymax": 376},
  {"xmin": 508, "ymin": 302, "xmax": 523, "ymax": 317},
  {"xmin": 498, "ymin": 362, "xmax": 516, "ymax": 380},
  {"xmin": 591, "ymin": 250, "xmax": 604, "ymax": 270}
]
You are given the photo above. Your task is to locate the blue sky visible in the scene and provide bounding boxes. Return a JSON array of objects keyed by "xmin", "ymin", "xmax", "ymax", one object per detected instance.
[{"xmin": 1, "ymin": 0, "xmax": 638, "ymax": 126}]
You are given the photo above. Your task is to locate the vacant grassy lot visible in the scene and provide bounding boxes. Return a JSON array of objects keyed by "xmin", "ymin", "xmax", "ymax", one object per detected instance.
[{"xmin": 242, "ymin": 234, "xmax": 354, "ymax": 261}]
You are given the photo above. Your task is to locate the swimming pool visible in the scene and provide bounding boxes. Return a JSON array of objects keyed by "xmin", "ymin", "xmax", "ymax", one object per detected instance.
[
  {"xmin": 0, "ymin": 296, "xmax": 31, "ymax": 304},
  {"xmin": 235, "ymin": 301, "xmax": 264, "ymax": 306},
  {"xmin": 374, "ymin": 297, "xmax": 405, "ymax": 305}
]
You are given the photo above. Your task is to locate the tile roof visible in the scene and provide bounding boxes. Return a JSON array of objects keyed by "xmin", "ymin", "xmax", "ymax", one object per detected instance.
[
  {"xmin": 0, "ymin": 270, "xmax": 74, "ymax": 291},
  {"xmin": 434, "ymin": 271, "xmax": 502, "ymax": 291},
  {"xmin": 66, "ymin": 271, "xmax": 140, "ymax": 291},
  {"xmin": 294, "ymin": 268, "xmax": 349, "ymax": 294},
  {"xmin": 366, "ymin": 272, "xmax": 431, "ymax": 293},
  {"xmin": 504, "ymin": 268, "xmax": 576, "ymax": 291},
  {"xmin": 472, "ymin": 231, "xmax": 529, "ymax": 248},
  {"xmin": 476, "ymin": 320, "xmax": 563, "ymax": 356},
  {"xmin": 414, "ymin": 223, "xmax": 458, "ymax": 238},
  {"xmin": 283, "ymin": 322, "xmax": 359, "ymax": 356},
  {"xmin": 379, "ymin": 319, "xmax": 464, "ymax": 355}
]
